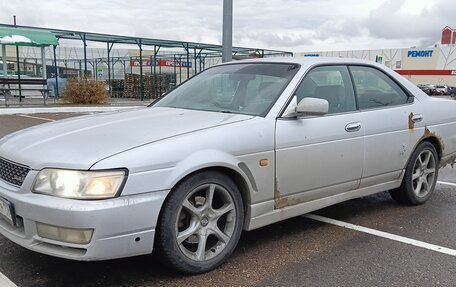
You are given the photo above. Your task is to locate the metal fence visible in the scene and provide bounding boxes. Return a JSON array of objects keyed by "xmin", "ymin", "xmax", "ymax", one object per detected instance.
[{"xmin": 0, "ymin": 24, "xmax": 292, "ymax": 107}]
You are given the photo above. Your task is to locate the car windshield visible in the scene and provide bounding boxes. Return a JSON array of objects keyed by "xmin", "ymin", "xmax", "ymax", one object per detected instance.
[{"xmin": 154, "ymin": 63, "xmax": 300, "ymax": 116}]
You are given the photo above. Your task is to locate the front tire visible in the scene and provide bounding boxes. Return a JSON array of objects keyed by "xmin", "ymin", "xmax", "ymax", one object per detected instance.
[
  {"xmin": 157, "ymin": 171, "xmax": 244, "ymax": 274},
  {"xmin": 389, "ymin": 142, "xmax": 439, "ymax": 205}
]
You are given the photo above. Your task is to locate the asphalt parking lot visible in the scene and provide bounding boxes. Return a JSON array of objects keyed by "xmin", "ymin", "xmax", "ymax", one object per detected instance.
[{"xmin": 0, "ymin": 112, "xmax": 455, "ymax": 287}]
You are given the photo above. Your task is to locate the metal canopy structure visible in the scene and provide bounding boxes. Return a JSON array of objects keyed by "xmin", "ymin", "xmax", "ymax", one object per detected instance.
[
  {"xmin": 1, "ymin": 26, "xmax": 58, "ymax": 100},
  {"xmin": 0, "ymin": 23, "xmax": 292, "ymax": 100},
  {"xmin": 0, "ymin": 26, "xmax": 58, "ymax": 47},
  {"xmin": 0, "ymin": 23, "xmax": 289, "ymax": 55}
]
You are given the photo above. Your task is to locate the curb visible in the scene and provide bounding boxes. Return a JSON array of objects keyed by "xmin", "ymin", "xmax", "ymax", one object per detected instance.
[{"xmin": 0, "ymin": 106, "xmax": 144, "ymax": 115}]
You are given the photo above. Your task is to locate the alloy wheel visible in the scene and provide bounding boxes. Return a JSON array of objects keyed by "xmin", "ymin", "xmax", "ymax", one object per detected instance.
[
  {"xmin": 412, "ymin": 149, "xmax": 436, "ymax": 198},
  {"xmin": 175, "ymin": 183, "xmax": 236, "ymax": 262}
]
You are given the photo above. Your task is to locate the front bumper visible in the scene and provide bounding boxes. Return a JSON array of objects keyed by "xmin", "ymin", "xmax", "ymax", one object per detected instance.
[{"xmin": 0, "ymin": 179, "xmax": 169, "ymax": 261}]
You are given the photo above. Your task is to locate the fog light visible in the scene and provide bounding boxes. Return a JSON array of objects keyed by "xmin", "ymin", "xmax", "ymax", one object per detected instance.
[{"xmin": 36, "ymin": 223, "xmax": 93, "ymax": 245}]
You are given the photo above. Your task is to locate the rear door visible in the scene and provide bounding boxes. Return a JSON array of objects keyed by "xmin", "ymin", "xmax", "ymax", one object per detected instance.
[{"xmin": 349, "ymin": 65, "xmax": 424, "ymax": 187}]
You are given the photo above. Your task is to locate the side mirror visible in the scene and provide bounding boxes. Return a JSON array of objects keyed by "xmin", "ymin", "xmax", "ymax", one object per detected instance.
[
  {"xmin": 283, "ymin": 96, "xmax": 329, "ymax": 117},
  {"xmin": 296, "ymin": 97, "xmax": 329, "ymax": 116}
]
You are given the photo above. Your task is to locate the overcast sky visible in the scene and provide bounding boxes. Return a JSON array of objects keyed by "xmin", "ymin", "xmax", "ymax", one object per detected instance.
[{"xmin": 0, "ymin": 0, "xmax": 453, "ymax": 52}]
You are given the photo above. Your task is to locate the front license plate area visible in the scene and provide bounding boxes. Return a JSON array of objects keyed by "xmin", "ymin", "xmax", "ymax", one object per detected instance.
[{"xmin": 0, "ymin": 197, "xmax": 15, "ymax": 226}]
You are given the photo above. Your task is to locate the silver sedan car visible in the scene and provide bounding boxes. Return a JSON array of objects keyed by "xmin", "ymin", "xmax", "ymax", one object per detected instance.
[{"xmin": 0, "ymin": 58, "xmax": 455, "ymax": 273}]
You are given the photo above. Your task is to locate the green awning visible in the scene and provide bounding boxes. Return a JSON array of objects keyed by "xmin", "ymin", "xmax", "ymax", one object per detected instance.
[{"xmin": 0, "ymin": 27, "xmax": 58, "ymax": 47}]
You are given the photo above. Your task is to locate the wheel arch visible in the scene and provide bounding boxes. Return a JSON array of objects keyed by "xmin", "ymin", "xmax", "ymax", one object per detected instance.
[
  {"xmin": 153, "ymin": 164, "xmax": 251, "ymax": 272},
  {"xmin": 404, "ymin": 135, "xmax": 443, "ymax": 178},
  {"xmin": 392, "ymin": 135, "xmax": 441, "ymax": 205},
  {"xmin": 158, "ymin": 163, "xmax": 253, "ymax": 230},
  {"xmin": 422, "ymin": 136, "xmax": 443, "ymax": 160},
  {"xmin": 179, "ymin": 166, "xmax": 251, "ymax": 219},
  {"xmin": 405, "ymin": 135, "xmax": 442, "ymax": 171}
]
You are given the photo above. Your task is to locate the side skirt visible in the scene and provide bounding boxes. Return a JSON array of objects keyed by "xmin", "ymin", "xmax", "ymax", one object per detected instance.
[{"xmin": 245, "ymin": 173, "xmax": 404, "ymax": 231}]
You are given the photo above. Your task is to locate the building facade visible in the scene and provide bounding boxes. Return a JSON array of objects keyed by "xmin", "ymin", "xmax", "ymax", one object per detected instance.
[
  {"xmin": 441, "ymin": 26, "xmax": 456, "ymax": 45},
  {"xmin": 296, "ymin": 45, "xmax": 456, "ymax": 86}
]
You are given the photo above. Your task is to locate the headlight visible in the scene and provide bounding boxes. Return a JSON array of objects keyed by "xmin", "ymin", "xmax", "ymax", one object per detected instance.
[{"xmin": 32, "ymin": 169, "xmax": 127, "ymax": 199}]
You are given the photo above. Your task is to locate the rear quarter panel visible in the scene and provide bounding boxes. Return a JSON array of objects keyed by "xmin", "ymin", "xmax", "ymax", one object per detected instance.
[
  {"xmin": 421, "ymin": 97, "xmax": 456, "ymax": 163},
  {"xmin": 383, "ymin": 65, "xmax": 456, "ymax": 165}
]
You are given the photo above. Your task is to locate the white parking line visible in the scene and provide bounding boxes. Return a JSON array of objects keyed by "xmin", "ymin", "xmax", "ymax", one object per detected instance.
[
  {"xmin": 17, "ymin": 114, "xmax": 56, "ymax": 122},
  {"xmin": 0, "ymin": 272, "xmax": 17, "ymax": 287},
  {"xmin": 304, "ymin": 214, "xmax": 456, "ymax": 257},
  {"xmin": 438, "ymin": 181, "xmax": 456, "ymax": 187}
]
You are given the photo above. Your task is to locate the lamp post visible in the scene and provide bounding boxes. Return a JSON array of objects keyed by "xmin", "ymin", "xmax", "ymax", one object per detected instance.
[
  {"xmin": 13, "ymin": 15, "xmax": 22, "ymax": 100},
  {"xmin": 222, "ymin": 0, "xmax": 233, "ymax": 63}
]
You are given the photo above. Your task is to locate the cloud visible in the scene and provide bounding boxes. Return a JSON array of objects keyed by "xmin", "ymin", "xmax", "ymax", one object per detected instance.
[
  {"xmin": 0, "ymin": 0, "xmax": 453, "ymax": 52},
  {"xmin": 362, "ymin": 0, "xmax": 454, "ymax": 46},
  {"xmin": 236, "ymin": 31, "xmax": 314, "ymax": 48}
]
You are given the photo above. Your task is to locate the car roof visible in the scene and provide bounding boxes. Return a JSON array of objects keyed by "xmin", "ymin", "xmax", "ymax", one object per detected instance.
[
  {"xmin": 222, "ymin": 56, "xmax": 380, "ymax": 67},
  {"xmin": 217, "ymin": 57, "xmax": 392, "ymax": 73}
]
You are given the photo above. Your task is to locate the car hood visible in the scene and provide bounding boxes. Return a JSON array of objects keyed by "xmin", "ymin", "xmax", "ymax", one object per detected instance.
[{"xmin": 0, "ymin": 107, "xmax": 253, "ymax": 170}]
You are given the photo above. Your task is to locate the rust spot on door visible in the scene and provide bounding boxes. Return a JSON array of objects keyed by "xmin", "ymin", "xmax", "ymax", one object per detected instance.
[
  {"xmin": 408, "ymin": 112, "xmax": 415, "ymax": 130},
  {"xmin": 274, "ymin": 178, "xmax": 288, "ymax": 209}
]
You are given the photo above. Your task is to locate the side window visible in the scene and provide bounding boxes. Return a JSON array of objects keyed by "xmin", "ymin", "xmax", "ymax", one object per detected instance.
[
  {"xmin": 295, "ymin": 66, "xmax": 357, "ymax": 114},
  {"xmin": 349, "ymin": 66, "xmax": 410, "ymax": 109}
]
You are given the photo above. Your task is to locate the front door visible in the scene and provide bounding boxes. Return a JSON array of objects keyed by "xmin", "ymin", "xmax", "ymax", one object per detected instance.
[{"xmin": 275, "ymin": 65, "xmax": 364, "ymax": 208}]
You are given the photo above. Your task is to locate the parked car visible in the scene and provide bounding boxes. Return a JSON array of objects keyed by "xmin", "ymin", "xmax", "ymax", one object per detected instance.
[
  {"xmin": 435, "ymin": 85, "xmax": 449, "ymax": 95},
  {"xmin": 427, "ymin": 84, "xmax": 437, "ymax": 95},
  {"xmin": 417, "ymin": 84, "xmax": 432, "ymax": 95},
  {"xmin": 417, "ymin": 84, "xmax": 438, "ymax": 95},
  {"xmin": 448, "ymin": 86, "xmax": 456, "ymax": 97},
  {"xmin": 0, "ymin": 58, "xmax": 456, "ymax": 274}
]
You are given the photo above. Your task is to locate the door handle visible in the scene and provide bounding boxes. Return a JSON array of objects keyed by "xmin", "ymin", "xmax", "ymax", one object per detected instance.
[
  {"xmin": 345, "ymin": 122, "xmax": 361, "ymax": 132},
  {"xmin": 412, "ymin": 114, "xmax": 423, "ymax": 123}
]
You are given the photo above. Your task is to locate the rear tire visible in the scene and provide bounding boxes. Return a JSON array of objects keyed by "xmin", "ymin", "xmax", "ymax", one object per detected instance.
[
  {"xmin": 389, "ymin": 142, "xmax": 439, "ymax": 205},
  {"xmin": 157, "ymin": 171, "xmax": 244, "ymax": 274}
]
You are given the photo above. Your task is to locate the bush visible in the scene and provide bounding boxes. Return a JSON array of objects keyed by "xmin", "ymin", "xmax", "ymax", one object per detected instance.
[{"xmin": 62, "ymin": 78, "xmax": 108, "ymax": 104}]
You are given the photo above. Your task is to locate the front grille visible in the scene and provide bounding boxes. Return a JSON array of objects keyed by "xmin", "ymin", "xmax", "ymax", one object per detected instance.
[{"xmin": 0, "ymin": 157, "xmax": 30, "ymax": 186}]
